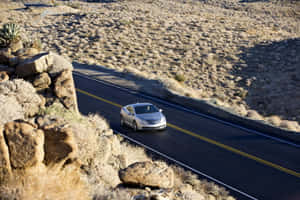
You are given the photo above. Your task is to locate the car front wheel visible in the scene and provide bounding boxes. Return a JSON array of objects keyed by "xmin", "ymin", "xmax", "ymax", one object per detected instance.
[{"xmin": 133, "ymin": 121, "xmax": 138, "ymax": 131}]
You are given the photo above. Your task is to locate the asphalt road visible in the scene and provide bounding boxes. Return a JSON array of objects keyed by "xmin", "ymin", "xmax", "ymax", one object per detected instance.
[{"xmin": 74, "ymin": 73, "xmax": 300, "ymax": 200}]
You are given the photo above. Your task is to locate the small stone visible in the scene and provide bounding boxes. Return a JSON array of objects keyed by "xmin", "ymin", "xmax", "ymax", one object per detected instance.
[
  {"xmin": 267, "ymin": 116, "xmax": 281, "ymax": 126},
  {"xmin": 0, "ymin": 71, "xmax": 9, "ymax": 83},
  {"xmin": 280, "ymin": 120, "xmax": 298, "ymax": 132},
  {"xmin": 246, "ymin": 110, "xmax": 263, "ymax": 121}
]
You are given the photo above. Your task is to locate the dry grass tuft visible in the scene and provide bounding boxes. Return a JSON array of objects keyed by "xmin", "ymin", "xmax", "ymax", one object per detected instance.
[{"xmin": 0, "ymin": 164, "xmax": 90, "ymax": 200}]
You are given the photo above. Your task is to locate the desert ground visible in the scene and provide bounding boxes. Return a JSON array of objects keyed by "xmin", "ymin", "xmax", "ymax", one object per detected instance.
[{"xmin": 1, "ymin": 0, "xmax": 299, "ymax": 131}]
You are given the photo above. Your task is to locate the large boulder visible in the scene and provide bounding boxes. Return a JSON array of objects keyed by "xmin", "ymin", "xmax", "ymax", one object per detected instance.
[
  {"xmin": 43, "ymin": 126, "xmax": 77, "ymax": 165},
  {"xmin": 3, "ymin": 121, "xmax": 44, "ymax": 169},
  {"xmin": 0, "ymin": 125, "xmax": 12, "ymax": 183},
  {"xmin": 0, "ymin": 79, "xmax": 42, "ymax": 117},
  {"xmin": 54, "ymin": 69, "xmax": 78, "ymax": 112},
  {"xmin": 15, "ymin": 52, "xmax": 53, "ymax": 77},
  {"xmin": 119, "ymin": 161, "xmax": 174, "ymax": 188}
]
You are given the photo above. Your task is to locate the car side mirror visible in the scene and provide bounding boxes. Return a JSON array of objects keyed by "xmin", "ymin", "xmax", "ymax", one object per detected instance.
[{"xmin": 159, "ymin": 109, "xmax": 163, "ymax": 112}]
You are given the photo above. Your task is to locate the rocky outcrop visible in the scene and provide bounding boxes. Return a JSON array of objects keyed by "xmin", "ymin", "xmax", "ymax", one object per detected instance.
[
  {"xmin": 0, "ymin": 48, "xmax": 79, "ymax": 113},
  {"xmin": 43, "ymin": 127, "xmax": 77, "ymax": 165},
  {"xmin": 15, "ymin": 52, "xmax": 53, "ymax": 77},
  {"xmin": 0, "ymin": 46, "xmax": 80, "ymax": 183},
  {"xmin": 0, "ymin": 118, "xmax": 78, "ymax": 183},
  {"xmin": 119, "ymin": 161, "xmax": 174, "ymax": 189},
  {"xmin": 0, "ymin": 125, "xmax": 12, "ymax": 183},
  {"xmin": 54, "ymin": 69, "xmax": 78, "ymax": 112},
  {"xmin": 4, "ymin": 121, "xmax": 44, "ymax": 169}
]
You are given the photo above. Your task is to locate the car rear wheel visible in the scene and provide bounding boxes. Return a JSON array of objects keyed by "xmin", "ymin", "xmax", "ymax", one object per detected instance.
[{"xmin": 120, "ymin": 116, "xmax": 125, "ymax": 127}]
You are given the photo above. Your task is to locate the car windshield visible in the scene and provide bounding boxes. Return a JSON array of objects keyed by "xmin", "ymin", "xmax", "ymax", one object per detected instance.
[{"xmin": 134, "ymin": 105, "xmax": 159, "ymax": 114}]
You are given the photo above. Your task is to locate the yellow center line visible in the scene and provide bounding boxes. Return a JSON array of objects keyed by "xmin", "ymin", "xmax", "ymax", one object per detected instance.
[
  {"xmin": 77, "ymin": 88, "xmax": 122, "ymax": 108},
  {"xmin": 76, "ymin": 88, "xmax": 300, "ymax": 178}
]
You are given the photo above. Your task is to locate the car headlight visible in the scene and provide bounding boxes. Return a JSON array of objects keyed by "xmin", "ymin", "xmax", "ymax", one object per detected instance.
[{"xmin": 161, "ymin": 116, "xmax": 166, "ymax": 123}]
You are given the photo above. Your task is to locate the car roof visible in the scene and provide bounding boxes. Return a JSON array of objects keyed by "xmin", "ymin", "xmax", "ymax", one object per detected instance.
[{"xmin": 125, "ymin": 102, "xmax": 153, "ymax": 108}]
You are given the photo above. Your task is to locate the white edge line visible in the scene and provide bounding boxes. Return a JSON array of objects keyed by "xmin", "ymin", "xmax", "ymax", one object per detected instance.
[
  {"xmin": 114, "ymin": 130, "xmax": 259, "ymax": 200},
  {"xmin": 73, "ymin": 71, "xmax": 300, "ymax": 148}
]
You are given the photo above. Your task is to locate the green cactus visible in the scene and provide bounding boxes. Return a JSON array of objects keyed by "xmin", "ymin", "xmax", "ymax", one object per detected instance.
[{"xmin": 0, "ymin": 23, "xmax": 21, "ymax": 48}]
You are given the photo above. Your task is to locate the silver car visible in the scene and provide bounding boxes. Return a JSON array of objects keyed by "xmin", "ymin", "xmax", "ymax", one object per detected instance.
[{"xmin": 120, "ymin": 103, "xmax": 167, "ymax": 131}]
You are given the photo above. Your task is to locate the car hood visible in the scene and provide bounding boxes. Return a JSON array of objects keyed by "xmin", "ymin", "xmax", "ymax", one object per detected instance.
[{"xmin": 136, "ymin": 112, "xmax": 163, "ymax": 121}]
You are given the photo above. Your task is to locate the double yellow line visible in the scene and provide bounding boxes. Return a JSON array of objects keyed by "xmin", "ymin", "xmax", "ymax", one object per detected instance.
[{"xmin": 76, "ymin": 88, "xmax": 300, "ymax": 178}]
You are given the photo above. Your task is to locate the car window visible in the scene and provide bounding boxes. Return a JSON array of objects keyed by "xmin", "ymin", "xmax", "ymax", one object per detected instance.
[
  {"xmin": 127, "ymin": 106, "xmax": 134, "ymax": 114},
  {"xmin": 134, "ymin": 105, "xmax": 159, "ymax": 114}
]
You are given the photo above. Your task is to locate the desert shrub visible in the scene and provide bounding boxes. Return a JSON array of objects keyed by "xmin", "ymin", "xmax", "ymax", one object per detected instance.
[
  {"xmin": 67, "ymin": 2, "xmax": 81, "ymax": 9},
  {"xmin": 174, "ymin": 73, "xmax": 186, "ymax": 82},
  {"xmin": 0, "ymin": 165, "xmax": 90, "ymax": 200},
  {"xmin": 0, "ymin": 23, "xmax": 21, "ymax": 48},
  {"xmin": 0, "ymin": 79, "xmax": 42, "ymax": 118}
]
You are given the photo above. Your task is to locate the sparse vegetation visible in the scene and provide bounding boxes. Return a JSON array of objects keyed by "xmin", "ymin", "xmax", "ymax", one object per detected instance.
[
  {"xmin": 67, "ymin": 2, "xmax": 81, "ymax": 9},
  {"xmin": 0, "ymin": 23, "xmax": 21, "ymax": 48},
  {"xmin": 0, "ymin": 165, "xmax": 90, "ymax": 200},
  {"xmin": 174, "ymin": 73, "xmax": 186, "ymax": 83}
]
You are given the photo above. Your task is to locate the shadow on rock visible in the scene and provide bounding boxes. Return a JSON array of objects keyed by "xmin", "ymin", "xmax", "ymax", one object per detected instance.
[{"xmin": 234, "ymin": 38, "xmax": 300, "ymax": 122}]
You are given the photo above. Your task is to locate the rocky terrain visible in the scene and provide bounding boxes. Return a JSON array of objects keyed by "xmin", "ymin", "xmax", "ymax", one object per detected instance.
[
  {"xmin": 0, "ymin": 22, "xmax": 235, "ymax": 199},
  {"xmin": 1, "ymin": 0, "xmax": 298, "ymax": 132},
  {"xmin": 0, "ymin": 0, "xmax": 299, "ymax": 132}
]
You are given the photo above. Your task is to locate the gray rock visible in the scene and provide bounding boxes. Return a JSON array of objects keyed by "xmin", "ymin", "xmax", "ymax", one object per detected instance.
[
  {"xmin": 119, "ymin": 161, "xmax": 174, "ymax": 188},
  {"xmin": 15, "ymin": 52, "xmax": 53, "ymax": 77}
]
